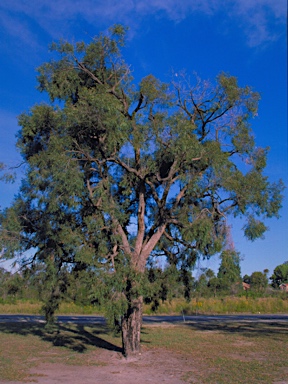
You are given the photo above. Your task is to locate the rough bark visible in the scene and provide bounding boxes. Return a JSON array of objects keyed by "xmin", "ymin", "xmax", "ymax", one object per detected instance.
[
  {"xmin": 43, "ymin": 291, "xmax": 60, "ymax": 332},
  {"xmin": 121, "ymin": 296, "xmax": 143, "ymax": 358}
]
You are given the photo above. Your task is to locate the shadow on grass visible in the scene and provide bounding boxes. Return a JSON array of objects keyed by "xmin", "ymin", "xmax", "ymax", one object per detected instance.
[
  {"xmin": 0, "ymin": 321, "xmax": 122, "ymax": 353},
  {"xmin": 182, "ymin": 319, "xmax": 288, "ymax": 338},
  {"xmin": 1, "ymin": 317, "xmax": 287, "ymax": 355}
]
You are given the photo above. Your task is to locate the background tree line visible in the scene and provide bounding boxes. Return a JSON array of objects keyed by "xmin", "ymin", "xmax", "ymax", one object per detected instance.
[{"xmin": 1, "ymin": 257, "xmax": 287, "ymax": 306}]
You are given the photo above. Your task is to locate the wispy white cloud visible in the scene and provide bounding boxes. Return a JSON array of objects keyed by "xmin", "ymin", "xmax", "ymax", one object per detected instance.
[
  {"xmin": 228, "ymin": 0, "xmax": 287, "ymax": 46},
  {"xmin": 0, "ymin": 0, "xmax": 286, "ymax": 47},
  {"xmin": 0, "ymin": 9, "xmax": 39, "ymax": 48}
]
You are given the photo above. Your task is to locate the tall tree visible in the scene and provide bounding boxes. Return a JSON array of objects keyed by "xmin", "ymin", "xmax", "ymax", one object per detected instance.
[
  {"xmin": 217, "ymin": 249, "xmax": 242, "ymax": 291},
  {"xmin": 250, "ymin": 271, "xmax": 268, "ymax": 292},
  {"xmin": 0, "ymin": 26, "xmax": 284, "ymax": 357}
]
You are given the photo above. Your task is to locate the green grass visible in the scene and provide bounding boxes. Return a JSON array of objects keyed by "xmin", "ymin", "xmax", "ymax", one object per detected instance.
[
  {"xmin": 141, "ymin": 320, "xmax": 288, "ymax": 383},
  {"xmin": 0, "ymin": 319, "xmax": 287, "ymax": 383}
]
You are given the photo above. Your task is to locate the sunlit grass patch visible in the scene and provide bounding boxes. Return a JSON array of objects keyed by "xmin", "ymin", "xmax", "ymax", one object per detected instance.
[
  {"xmin": 0, "ymin": 323, "xmax": 114, "ymax": 381},
  {"xmin": 141, "ymin": 322, "xmax": 288, "ymax": 383}
]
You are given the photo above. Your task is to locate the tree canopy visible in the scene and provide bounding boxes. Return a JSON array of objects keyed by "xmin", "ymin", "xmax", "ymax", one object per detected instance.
[
  {"xmin": 217, "ymin": 249, "xmax": 242, "ymax": 291},
  {"xmin": 0, "ymin": 25, "xmax": 284, "ymax": 356},
  {"xmin": 249, "ymin": 271, "xmax": 268, "ymax": 292},
  {"xmin": 270, "ymin": 263, "xmax": 288, "ymax": 288}
]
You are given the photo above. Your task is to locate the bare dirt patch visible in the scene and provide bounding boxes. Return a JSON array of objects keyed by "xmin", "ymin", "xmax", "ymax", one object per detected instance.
[{"xmin": 0, "ymin": 348, "xmax": 192, "ymax": 384}]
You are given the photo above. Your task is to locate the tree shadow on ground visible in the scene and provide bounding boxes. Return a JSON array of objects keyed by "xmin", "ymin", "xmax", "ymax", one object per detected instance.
[
  {"xmin": 0, "ymin": 321, "xmax": 122, "ymax": 353},
  {"xmin": 182, "ymin": 319, "xmax": 288, "ymax": 338}
]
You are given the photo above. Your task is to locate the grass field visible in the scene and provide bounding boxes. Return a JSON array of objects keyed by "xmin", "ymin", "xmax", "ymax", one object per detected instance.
[
  {"xmin": 0, "ymin": 319, "xmax": 287, "ymax": 383},
  {"xmin": 142, "ymin": 321, "xmax": 288, "ymax": 383}
]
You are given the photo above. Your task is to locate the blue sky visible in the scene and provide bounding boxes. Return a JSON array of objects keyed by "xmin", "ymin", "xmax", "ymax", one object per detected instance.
[{"xmin": 0, "ymin": 0, "xmax": 287, "ymax": 277}]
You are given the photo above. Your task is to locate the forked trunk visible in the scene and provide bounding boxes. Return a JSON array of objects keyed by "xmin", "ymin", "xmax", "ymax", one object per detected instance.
[{"xmin": 121, "ymin": 296, "xmax": 143, "ymax": 358}]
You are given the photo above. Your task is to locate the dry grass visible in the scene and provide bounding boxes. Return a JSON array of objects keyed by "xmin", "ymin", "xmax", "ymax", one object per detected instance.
[
  {"xmin": 144, "ymin": 296, "xmax": 288, "ymax": 315},
  {"xmin": 142, "ymin": 320, "xmax": 288, "ymax": 383},
  {"xmin": 0, "ymin": 318, "xmax": 287, "ymax": 383},
  {"xmin": 1, "ymin": 296, "xmax": 287, "ymax": 316},
  {"xmin": 0, "ymin": 300, "xmax": 42, "ymax": 315},
  {"xmin": 0, "ymin": 322, "xmax": 115, "ymax": 382},
  {"xmin": 0, "ymin": 300, "xmax": 103, "ymax": 315}
]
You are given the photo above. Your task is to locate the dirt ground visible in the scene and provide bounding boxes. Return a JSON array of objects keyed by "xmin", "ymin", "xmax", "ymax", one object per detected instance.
[{"xmin": 0, "ymin": 348, "xmax": 192, "ymax": 384}]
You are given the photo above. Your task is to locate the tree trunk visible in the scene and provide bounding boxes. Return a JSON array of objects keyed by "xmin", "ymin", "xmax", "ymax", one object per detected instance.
[
  {"xmin": 121, "ymin": 296, "xmax": 143, "ymax": 358},
  {"xmin": 43, "ymin": 289, "xmax": 60, "ymax": 332}
]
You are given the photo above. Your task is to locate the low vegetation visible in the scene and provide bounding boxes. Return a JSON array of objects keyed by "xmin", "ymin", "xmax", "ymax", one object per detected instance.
[
  {"xmin": 144, "ymin": 295, "xmax": 288, "ymax": 315},
  {"xmin": 0, "ymin": 295, "xmax": 287, "ymax": 316}
]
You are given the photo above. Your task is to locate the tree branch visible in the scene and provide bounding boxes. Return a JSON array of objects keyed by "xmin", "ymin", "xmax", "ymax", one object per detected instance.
[{"xmin": 134, "ymin": 181, "xmax": 146, "ymax": 258}]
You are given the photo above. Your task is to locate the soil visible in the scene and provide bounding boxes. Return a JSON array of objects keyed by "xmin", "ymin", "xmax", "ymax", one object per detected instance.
[{"xmin": 0, "ymin": 349, "xmax": 193, "ymax": 384}]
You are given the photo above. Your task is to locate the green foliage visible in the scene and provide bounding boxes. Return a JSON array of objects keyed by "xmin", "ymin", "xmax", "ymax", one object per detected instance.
[
  {"xmin": 217, "ymin": 249, "xmax": 242, "ymax": 292},
  {"xmin": 207, "ymin": 277, "xmax": 221, "ymax": 297},
  {"xmin": 250, "ymin": 271, "xmax": 268, "ymax": 292},
  {"xmin": 40, "ymin": 260, "xmax": 71, "ymax": 329},
  {"xmin": 270, "ymin": 263, "xmax": 288, "ymax": 288},
  {"xmin": 195, "ymin": 273, "xmax": 210, "ymax": 296},
  {"xmin": 180, "ymin": 268, "xmax": 195, "ymax": 301},
  {"xmin": 243, "ymin": 274, "xmax": 251, "ymax": 284},
  {"xmin": 0, "ymin": 163, "xmax": 15, "ymax": 184},
  {"xmin": 88, "ymin": 255, "xmax": 137, "ymax": 324},
  {"xmin": 0, "ymin": 268, "xmax": 23, "ymax": 299},
  {"xmin": 243, "ymin": 217, "xmax": 267, "ymax": 241},
  {"xmin": 0, "ymin": 206, "xmax": 23, "ymax": 257},
  {"xmin": 144, "ymin": 264, "xmax": 184, "ymax": 310}
]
